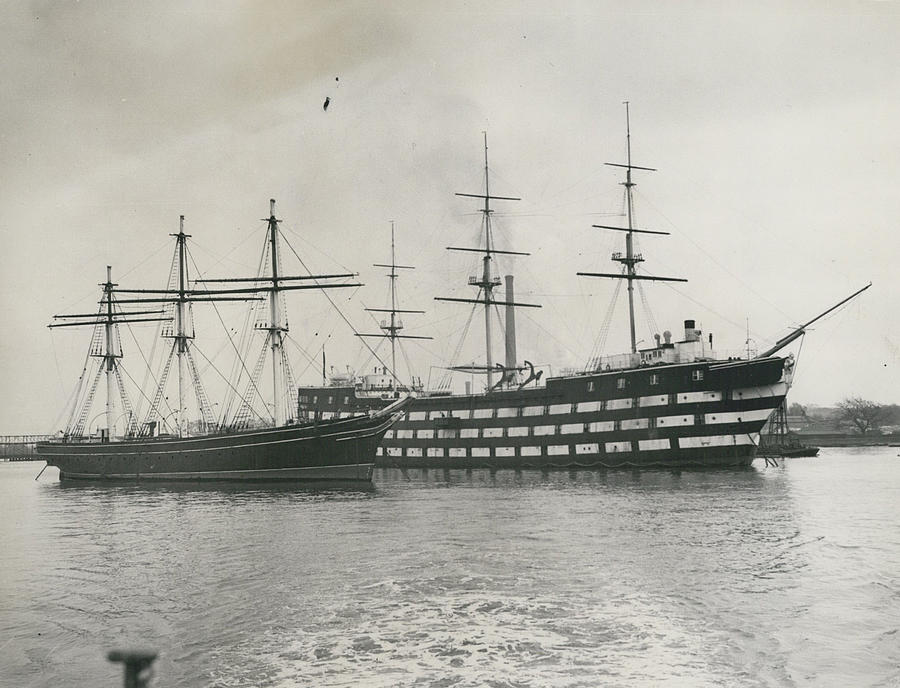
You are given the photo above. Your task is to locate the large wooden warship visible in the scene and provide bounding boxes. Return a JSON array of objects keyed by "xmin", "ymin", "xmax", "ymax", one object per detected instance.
[
  {"xmin": 38, "ymin": 201, "xmax": 403, "ymax": 482},
  {"xmin": 296, "ymin": 108, "xmax": 867, "ymax": 469}
]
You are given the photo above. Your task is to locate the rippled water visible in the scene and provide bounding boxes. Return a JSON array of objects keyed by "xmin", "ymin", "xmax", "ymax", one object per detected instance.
[{"xmin": 2, "ymin": 448, "xmax": 899, "ymax": 687}]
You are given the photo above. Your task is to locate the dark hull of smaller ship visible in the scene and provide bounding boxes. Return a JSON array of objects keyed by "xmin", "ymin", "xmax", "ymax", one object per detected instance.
[
  {"xmin": 759, "ymin": 436, "xmax": 821, "ymax": 458},
  {"xmin": 36, "ymin": 414, "xmax": 395, "ymax": 483},
  {"xmin": 777, "ymin": 446, "xmax": 820, "ymax": 458}
]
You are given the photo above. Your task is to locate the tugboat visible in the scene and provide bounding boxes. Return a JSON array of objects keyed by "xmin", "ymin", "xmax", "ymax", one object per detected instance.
[
  {"xmin": 38, "ymin": 201, "xmax": 404, "ymax": 482},
  {"xmin": 297, "ymin": 107, "xmax": 867, "ymax": 469}
]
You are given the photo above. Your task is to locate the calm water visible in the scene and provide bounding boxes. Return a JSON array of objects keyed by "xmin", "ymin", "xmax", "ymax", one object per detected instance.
[{"xmin": 1, "ymin": 448, "xmax": 899, "ymax": 688}]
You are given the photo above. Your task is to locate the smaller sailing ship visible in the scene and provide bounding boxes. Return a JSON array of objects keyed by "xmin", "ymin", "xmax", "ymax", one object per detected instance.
[{"xmin": 37, "ymin": 201, "xmax": 404, "ymax": 482}]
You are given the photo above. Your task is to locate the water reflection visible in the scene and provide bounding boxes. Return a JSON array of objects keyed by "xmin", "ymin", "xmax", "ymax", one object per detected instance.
[
  {"xmin": 375, "ymin": 463, "xmax": 774, "ymax": 491},
  {"xmin": 53, "ymin": 479, "xmax": 376, "ymax": 498}
]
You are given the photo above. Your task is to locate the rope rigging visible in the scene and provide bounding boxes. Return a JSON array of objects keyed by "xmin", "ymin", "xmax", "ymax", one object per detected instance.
[
  {"xmin": 585, "ymin": 271, "xmax": 624, "ymax": 370},
  {"xmin": 188, "ymin": 243, "xmax": 270, "ymax": 429},
  {"xmin": 278, "ymin": 230, "xmax": 396, "ymax": 383},
  {"xmin": 189, "ymin": 342, "xmax": 269, "ymax": 427},
  {"xmin": 437, "ymin": 297, "xmax": 479, "ymax": 390},
  {"xmin": 636, "ymin": 278, "xmax": 660, "ymax": 346}
]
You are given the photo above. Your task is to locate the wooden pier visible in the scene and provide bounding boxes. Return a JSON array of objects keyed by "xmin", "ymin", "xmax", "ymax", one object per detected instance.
[{"xmin": 0, "ymin": 435, "xmax": 52, "ymax": 461}]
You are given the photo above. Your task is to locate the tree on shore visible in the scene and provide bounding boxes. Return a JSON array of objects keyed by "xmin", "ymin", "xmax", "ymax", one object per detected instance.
[
  {"xmin": 836, "ymin": 397, "xmax": 886, "ymax": 435},
  {"xmin": 788, "ymin": 402, "xmax": 809, "ymax": 419}
]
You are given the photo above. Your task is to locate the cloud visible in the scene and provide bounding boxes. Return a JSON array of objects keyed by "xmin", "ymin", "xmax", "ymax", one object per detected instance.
[{"xmin": 1, "ymin": 2, "xmax": 898, "ymax": 431}]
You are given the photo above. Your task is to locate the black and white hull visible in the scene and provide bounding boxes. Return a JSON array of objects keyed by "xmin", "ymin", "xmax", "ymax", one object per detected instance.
[{"xmin": 299, "ymin": 356, "xmax": 790, "ymax": 469}]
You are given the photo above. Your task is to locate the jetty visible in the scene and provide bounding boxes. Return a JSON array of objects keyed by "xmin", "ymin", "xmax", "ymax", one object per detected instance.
[{"xmin": 0, "ymin": 435, "xmax": 52, "ymax": 461}]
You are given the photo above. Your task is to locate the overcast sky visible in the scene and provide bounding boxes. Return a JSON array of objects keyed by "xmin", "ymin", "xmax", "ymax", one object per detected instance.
[{"xmin": 1, "ymin": 1, "xmax": 898, "ymax": 434}]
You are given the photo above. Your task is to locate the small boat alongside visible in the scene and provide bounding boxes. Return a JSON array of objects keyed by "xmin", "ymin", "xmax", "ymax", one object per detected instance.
[{"xmin": 758, "ymin": 401, "xmax": 820, "ymax": 458}]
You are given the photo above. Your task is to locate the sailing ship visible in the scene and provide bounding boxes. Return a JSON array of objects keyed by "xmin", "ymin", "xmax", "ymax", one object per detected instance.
[
  {"xmin": 297, "ymin": 108, "xmax": 868, "ymax": 469},
  {"xmin": 37, "ymin": 201, "xmax": 404, "ymax": 482}
]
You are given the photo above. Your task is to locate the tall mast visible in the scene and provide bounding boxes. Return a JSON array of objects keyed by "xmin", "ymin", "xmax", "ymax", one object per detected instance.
[
  {"xmin": 50, "ymin": 267, "xmax": 171, "ymax": 439},
  {"xmin": 106, "ymin": 204, "xmax": 361, "ymax": 433},
  {"xmin": 358, "ymin": 222, "xmax": 431, "ymax": 391},
  {"xmin": 389, "ymin": 222, "xmax": 398, "ymax": 388},
  {"xmin": 623, "ymin": 103, "xmax": 638, "ymax": 353},
  {"xmin": 481, "ymin": 133, "xmax": 496, "ymax": 387},
  {"xmin": 111, "ymin": 220, "xmax": 244, "ymax": 437},
  {"xmin": 578, "ymin": 103, "xmax": 686, "ymax": 364},
  {"xmin": 104, "ymin": 265, "xmax": 116, "ymax": 439},
  {"xmin": 174, "ymin": 216, "xmax": 190, "ymax": 437},
  {"xmin": 435, "ymin": 135, "xmax": 540, "ymax": 392},
  {"xmin": 266, "ymin": 199, "xmax": 286, "ymax": 426},
  {"xmin": 190, "ymin": 199, "xmax": 362, "ymax": 429}
]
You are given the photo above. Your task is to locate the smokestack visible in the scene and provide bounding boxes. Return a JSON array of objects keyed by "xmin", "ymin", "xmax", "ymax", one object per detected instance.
[
  {"xmin": 684, "ymin": 319, "xmax": 700, "ymax": 342},
  {"xmin": 504, "ymin": 275, "xmax": 517, "ymax": 384}
]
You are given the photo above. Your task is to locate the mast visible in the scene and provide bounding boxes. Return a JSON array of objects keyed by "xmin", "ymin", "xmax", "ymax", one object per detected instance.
[
  {"xmin": 82, "ymin": 203, "xmax": 359, "ymax": 435},
  {"xmin": 578, "ymin": 103, "xmax": 686, "ymax": 363},
  {"xmin": 266, "ymin": 199, "xmax": 286, "ymax": 426},
  {"xmin": 174, "ymin": 216, "xmax": 189, "ymax": 437},
  {"xmin": 389, "ymin": 222, "xmax": 399, "ymax": 389},
  {"xmin": 49, "ymin": 267, "xmax": 171, "ymax": 439},
  {"xmin": 623, "ymin": 103, "xmax": 638, "ymax": 353},
  {"xmin": 104, "ymin": 265, "xmax": 116, "ymax": 439},
  {"xmin": 357, "ymin": 222, "xmax": 431, "ymax": 391},
  {"xmin": 435, "ymin": 135, "xmax": 540, "ymax": 392},
  {"xmin": 111, "ymin": 219, "xmax": 255, "ymax": 437},
  {"xmin": 481, "ymin": 134, "xmax": 496, "ymax": 386},
  {"xmin": 191, "ymin": 199, "xmax": 363, "ymax": 428}
]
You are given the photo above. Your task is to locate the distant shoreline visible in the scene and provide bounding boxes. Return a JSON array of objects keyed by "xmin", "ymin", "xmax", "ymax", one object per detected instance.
[{"xmin": 793, "ymin": 433, "xmax": 899, "ymax": 447}]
